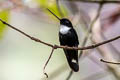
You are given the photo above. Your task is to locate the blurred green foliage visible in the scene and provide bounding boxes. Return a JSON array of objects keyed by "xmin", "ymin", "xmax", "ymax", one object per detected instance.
[
  {"xmin": 0, "ymin": 10, "xmax": 9, "ymax": 40},
  {"xmin": 35, "ymin": 0, "xmax": 67, "ymax": 19}
]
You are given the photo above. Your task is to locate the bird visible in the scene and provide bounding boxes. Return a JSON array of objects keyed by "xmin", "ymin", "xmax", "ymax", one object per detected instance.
[{"xmin": 47, "ymin": 8, "xmax": 79, "ymax": 72}]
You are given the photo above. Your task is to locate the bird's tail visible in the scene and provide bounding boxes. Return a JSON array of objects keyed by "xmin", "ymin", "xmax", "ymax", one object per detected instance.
[{"xmin": 64, "ymin": 49, "xmax": 79, "ymax": 72}]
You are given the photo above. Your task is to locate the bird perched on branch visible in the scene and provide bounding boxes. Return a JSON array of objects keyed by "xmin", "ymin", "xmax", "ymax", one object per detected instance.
[{"xmin": 47, "ymin": 8, "xmax": 79, "ymax": 72}]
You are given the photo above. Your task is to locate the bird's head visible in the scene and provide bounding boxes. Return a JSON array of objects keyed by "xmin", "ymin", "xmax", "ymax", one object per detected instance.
[{"xmin": 60, "ymin": 18, "xmax": 73, "ymax": 27}]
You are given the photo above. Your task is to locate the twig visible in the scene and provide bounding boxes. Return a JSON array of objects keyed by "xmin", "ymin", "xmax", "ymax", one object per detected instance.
[
  {"xmin": 0, "ymin": 19, "xmax": 54, "ymax": 47},
  {"xmin": 100, "ymin": 59, "xmax": 120, "ymax": 64},
  {"xmin": 41, "ymin": 63, "xmax": 67, "ymax": 80},
  {"xmin": 92, "ymin": 38, "xmax": 120, "ymax": 80},
  {"xmin": 66, "ymin": 71, "xmax": 73, "ymax": 80},
  {"xmin": 101, "ymin": 33, "xmax": 120, "ymax": 58},
  {"xmin": 43, "ymin": 48, "xmax": 55, "ymax": 78},
  {"xmin": 0, "ymin": 18, "xmax": 120, "ymax": 51}
]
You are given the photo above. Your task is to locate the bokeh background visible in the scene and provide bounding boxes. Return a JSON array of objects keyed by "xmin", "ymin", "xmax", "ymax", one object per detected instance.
[{"xmin": 0, "ymin": 0, "xmax": 120, "ymax": 80}]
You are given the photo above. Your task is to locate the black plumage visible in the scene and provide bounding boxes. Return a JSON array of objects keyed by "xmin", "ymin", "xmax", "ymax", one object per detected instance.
[{"xmin": 59, "ymin": 19, "xmax": 79, "ymax": 72}]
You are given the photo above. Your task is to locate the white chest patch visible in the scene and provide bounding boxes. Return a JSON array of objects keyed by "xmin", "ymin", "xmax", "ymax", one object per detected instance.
[{"xmin": 60, "ymin": 25, "xmax": 71, "ymax": 34}]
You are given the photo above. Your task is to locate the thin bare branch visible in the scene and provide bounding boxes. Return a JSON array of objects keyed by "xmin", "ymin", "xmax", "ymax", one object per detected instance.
[
  {"xmin": 41, "ymin": 63, "xmax": 67, "ymax": 80},
  {"xmin": 43, "ymin": 48, "xmax": 55, "ymax": 78},
  {"xmin": 92, "ymin": 38, "xmax": 120, "ymax": 80},
  {"xmin": 0, "ymin": 17, "xmax": 120, "ymax": 51},
  {"xmin": 66, "ymin": 71, "xmax": 73, "ymax": 80},
  {"xmin": 101, "ymin": 59, "xmax": 120, "ymax": 64},
  {"xmin": 0, "ymin": 19, "xmax": 54, "ymax": 47}
]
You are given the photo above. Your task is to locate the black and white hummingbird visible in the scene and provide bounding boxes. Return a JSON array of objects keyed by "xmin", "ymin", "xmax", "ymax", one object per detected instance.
[{"xmin": 47, "ymin": 9, "xmax": 79, "ymax": 72}]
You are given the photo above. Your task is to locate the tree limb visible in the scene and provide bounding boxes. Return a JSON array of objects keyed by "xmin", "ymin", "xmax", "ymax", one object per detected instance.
[{"xmin": 0, "ymin": 18, "xmax": 120, "ymax": 51}]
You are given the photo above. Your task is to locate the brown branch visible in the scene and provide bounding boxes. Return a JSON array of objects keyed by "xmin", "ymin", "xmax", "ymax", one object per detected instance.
[
  {"xmin": 92, "ymin": 38, "xmax": 120, "ymax": 80},
  {"xmin": 66, "ymin": 71, "xmax": 73, "ymax": 80},
  {"xmin": 100, "ymin": 59, "xmax": 120, "ymax": 64},
  {"xmin": 0, "ymin": 19, "xmax": 54, "ymax": 48},
  {"xmin": 41, "ymin": 63, "xmax": 67, "ymax": 80},
  {"xmin": 0, "ymin": 18, "xmax": 120, "ymax": 50},
  {"xmin": 66, "ymin": 0, "xmax": 120, "ymax": 4},
  {"xmin": 43, "ymin": 48, "xmax": 55, "ymax": 78}
]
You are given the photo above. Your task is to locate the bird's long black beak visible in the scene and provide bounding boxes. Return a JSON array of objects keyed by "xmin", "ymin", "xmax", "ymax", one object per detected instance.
[{"xmin": 47, "ymin": 8, "xmax": 61, "ymax": 21}]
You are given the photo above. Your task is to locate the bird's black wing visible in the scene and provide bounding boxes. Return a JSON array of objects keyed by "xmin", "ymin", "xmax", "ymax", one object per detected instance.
[
  {"xmin": 59, "ymin": 28, "xmax": 79, "ymax": 72},
  {"xmin": 69, "ymin": 28, "xmax": 79, "ymax": 46}
]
